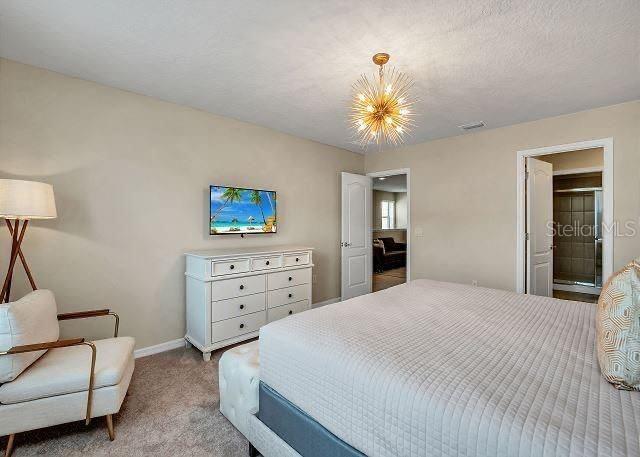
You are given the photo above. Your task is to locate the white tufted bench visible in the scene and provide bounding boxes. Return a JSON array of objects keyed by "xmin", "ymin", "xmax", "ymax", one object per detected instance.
[{"xmin": 219, "ymin": 340, "xmax": 260, "ymax": 438}]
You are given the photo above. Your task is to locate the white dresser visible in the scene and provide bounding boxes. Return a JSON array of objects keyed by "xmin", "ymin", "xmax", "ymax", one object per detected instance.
[{"xmin": 185, "ymin": 245, "xmax": 313, "ymax": 361}]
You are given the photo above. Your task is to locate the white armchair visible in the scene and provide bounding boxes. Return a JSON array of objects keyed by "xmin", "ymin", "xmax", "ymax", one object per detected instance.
[{"xmin": 0, "ymin": 290, "xmax": 135, "ymax": 457}]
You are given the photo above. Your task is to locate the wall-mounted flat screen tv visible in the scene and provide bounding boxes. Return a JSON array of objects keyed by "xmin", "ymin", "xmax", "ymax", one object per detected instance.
[{"xmin": 210, "ymin": 186, "xmax": 277, "ymax": 235}]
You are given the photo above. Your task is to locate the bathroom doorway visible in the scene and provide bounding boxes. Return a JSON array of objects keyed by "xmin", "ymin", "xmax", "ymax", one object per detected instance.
[
  {"xmin": 550, "ymin": 170, "xmax": 603, "ymax": 302},
  {"xmin": 516, "ymin": 139, "xmax": 613, "ymax": 303}
]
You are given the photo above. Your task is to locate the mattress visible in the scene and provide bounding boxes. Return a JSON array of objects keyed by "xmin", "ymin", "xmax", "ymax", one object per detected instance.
[{"xmin": 259, "ymin": 279, "xmax": 640, "ymax": 457}]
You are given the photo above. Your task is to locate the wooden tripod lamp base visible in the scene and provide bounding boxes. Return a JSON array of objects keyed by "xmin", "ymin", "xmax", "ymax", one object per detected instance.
[
  {"xmin": 0, "ymin": 179, "xmax": 57, "ymax": 304},
  {"xmin": 1, "ymin": 219, "xmax": 38, "ymax": 303}
]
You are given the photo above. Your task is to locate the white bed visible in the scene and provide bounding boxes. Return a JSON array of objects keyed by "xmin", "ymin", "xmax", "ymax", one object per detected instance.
[{"xmin": 259, "ymin": 279, "xmax": 640, "ymax": 457}]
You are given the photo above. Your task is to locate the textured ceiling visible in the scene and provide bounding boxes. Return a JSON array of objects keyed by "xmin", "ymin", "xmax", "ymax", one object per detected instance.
[{"xmin": 1, "ymin": 1, "xmax": 638, "ymax": 153}]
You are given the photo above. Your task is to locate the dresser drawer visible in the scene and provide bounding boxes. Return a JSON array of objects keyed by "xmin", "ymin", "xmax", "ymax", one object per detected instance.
[
  {"xmin": 268, "ymin": 268, "xmax": 311, "ymax": 291},
  {"xmin": 268, "ymin": 284, "xmax": 310, "ymax": 309},
  {"xmin": 283, "ymin": 252, "xmax": 310, "ymax": 267},
  {"xmin": 211, "ymin": 258, "xmax": 250, "ymax": 276},
  {"xmin": 252, "ymin": 255, "xmax": 283, "ymax": 271},
  {"xmin": 212, "ymin": 292, "xmax": 265, "ymax": 322},
  {"xmin": 211, "ymin": 311, "xmax": 266, "ymax": 343},
  {"xmin": 268, "ymin": 300, "xmax": 310, "ymax": 323},
  {"xmin": 212, "ymin": 275, "xmax": 266, "ymax": 301}
]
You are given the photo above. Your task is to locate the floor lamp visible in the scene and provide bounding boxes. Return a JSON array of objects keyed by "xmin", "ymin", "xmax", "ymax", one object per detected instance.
[{"xmin": 0, "ymin": 179, "xmax": 57, "ymax": 303}]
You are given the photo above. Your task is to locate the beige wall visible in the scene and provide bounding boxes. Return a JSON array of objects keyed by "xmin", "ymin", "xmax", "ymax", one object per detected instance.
[
  {"xmin": 0, "ymin": 59, "xmax": 363, "ymax": 348},
  {"xmin": 396, "ymin": 192, "xmax": 408, "ymax": 228},
  {"xmin": 365, "ymin": 101, "xmax": 640, "ymax": 291},
  {"xmin": 372, "ymin": 229, "xmax": 407, "ymax": 243},
  {"xmin": 538, "ymin": 147, "xmax": 604, "ymax": 171},
  {"xmin": 372, "ymin": 190, "xmax": 395, "ymax": 229},
  {"xmin": 372, "ymin": 190, "xmax": 408, "ymax": 230},
  {"xmin": 372, "ymin": 189, "xmax": 408, "ymax": 243}
]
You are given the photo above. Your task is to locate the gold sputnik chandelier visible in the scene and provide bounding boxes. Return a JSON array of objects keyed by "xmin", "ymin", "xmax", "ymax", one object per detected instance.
[{"xmin": 350, "ymin": 52, "xmax": 416, "ymax": 148}]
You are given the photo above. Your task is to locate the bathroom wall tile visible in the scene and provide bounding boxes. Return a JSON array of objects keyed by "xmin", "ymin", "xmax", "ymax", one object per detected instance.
[
  {"xmin": 571, "ymin": 195, "xmax": 584, "ymax": 211},
  {"xmin": 572, "ymin": 257, "xmax": 585, "ymax": 274},
  {"xmin": 558, "ymin": 197, "xmax": 571, "ymax": 212},
  {"xmin": 584, "ymin": 195, "xmax": 595, "ymax": 211}
]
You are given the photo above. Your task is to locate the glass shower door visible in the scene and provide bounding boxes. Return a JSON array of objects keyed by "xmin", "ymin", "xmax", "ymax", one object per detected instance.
[{"xmin": 553, "ymin": 188, "xmax": 602, "ymax": 288}]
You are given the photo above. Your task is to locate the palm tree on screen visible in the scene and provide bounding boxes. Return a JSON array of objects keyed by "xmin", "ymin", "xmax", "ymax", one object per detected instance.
[
  {"xmin": 249, "ymin": 190, "xmax": 267, "ymax": 225},
  {"xmin": 210, "ymin": 187, "xmax": 244, "ymax": 224},
  {"xmin": 265, "ymin": 192, "xmax": 274, "ymax": 215}
]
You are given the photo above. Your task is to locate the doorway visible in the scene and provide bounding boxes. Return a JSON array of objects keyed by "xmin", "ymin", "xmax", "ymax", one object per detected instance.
[
  {"xmin": 516, "ymin": 139, "xmax": 613, "ymax": 302},
  {"xmin": 340, "ymin": 169, "xmax": 410, "ymax": 300},
  {"xmin": 371, "ymin": 173, "xmax": 408, "ymax": 292},
  {"xmin": 548, "ymin": 169, "xmax": 603, "ymax": 302}
]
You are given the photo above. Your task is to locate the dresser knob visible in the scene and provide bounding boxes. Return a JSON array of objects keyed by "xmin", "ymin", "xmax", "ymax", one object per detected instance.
[
  {"xmin": 288, "ymin": 310, "xmax": 293, "ymax": 315},
  {"xmin": 288, "ymin": 293, "xmax": 293, "ymax": 298},
  {"xmin": 230, "ymin": 264, "xmax": 235, "ymax": 270},
  {"xmin": 296, "ymin": 258, "xmax": 299, "ymax": 262},
  {"xmin": 239, "ymin": 304, "xmax": 245, "ymax": 310},
  {"xmin": 240, "ymin": 285, "xmax": 244, "ymax": 290},
  {"xmin": 266, "ymin": 260, "xmax": 270, "ymax": 265},
  {"xmin": 239, "ymin": 323, "xmax": 245, "ymax": 329},
  {"xmin": 288, "ymin": 276, "xmax": 292, "ymax": 281}
]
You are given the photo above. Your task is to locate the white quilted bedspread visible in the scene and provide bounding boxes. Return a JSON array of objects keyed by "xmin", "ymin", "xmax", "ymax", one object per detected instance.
[{"xmin": 259, "ymin": 280, "xmax": 640, "ymax": 457}]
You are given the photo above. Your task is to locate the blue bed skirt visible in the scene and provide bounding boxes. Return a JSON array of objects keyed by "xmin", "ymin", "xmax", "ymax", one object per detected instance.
[{"xmin": 257, "ymin": 382, "xmax": 366, "ymax": 457}]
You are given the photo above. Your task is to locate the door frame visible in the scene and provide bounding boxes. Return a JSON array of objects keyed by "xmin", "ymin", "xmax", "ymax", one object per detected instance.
[
  {"xmin": 553, "ymin": 166, "xmax": 604, "ymax": 176},
  {"xmin": 366, "ymin": 168, "xmax": 411, "ymax": 282},
  {"xmin": 516, "ymin": 138, "xmax": 613, "ymax": 294}
]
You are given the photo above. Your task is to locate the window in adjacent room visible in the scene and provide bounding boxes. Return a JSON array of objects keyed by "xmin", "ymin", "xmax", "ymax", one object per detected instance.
[{"xmin": 381, "ymin": 200, "xmax": 395, "ymax": 229}]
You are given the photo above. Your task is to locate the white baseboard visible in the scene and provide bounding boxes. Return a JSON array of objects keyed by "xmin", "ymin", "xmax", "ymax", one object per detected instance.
[
  {"xmin": 135, "ymin": 300, "xmax": 340, "ymax": 358},
  {"xmin": 313, "ymin": 297, "xmax": 341, "ymax": 308},
  {"xmin": 134, "ymin": 338, "xmax": 186, "ymax": 359}
]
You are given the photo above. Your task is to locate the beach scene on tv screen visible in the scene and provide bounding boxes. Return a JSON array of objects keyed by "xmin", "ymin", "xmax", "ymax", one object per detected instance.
[{"xmin": 210, "ymin": 186, "xmax": 277, "ymax": 234}]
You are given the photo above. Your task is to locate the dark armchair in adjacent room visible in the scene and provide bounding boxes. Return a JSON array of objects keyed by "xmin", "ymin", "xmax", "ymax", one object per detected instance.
[{"xmin": 373, "ymin": 237, "xmax": 406, "ymax": 273}]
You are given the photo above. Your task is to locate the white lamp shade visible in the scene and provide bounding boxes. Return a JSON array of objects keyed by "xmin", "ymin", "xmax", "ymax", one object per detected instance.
[{"xmin": 0, "ymin": 179, "xmax": 57, "ymax": 220}]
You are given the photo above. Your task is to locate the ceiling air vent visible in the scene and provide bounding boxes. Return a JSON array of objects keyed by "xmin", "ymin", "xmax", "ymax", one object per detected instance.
[{"xmin": 459, "ymin": 121, "xmax": 486, "ymax": 131}]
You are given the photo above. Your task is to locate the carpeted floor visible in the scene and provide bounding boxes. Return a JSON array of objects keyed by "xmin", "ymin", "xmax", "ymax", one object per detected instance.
[{"xmin": 1, "ymin": 345, "xmax": 250, "ymax": 457}]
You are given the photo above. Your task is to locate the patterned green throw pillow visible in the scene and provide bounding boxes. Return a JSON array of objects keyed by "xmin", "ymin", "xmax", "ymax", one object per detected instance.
[{"xmin": 596, "ymin": 258, "xmax": 640, "ymax": 390}]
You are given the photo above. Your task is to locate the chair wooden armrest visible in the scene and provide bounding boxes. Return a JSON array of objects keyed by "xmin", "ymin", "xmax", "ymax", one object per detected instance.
[
  {"xmin": 0, "ymin": 337, "xmax": 85, "ymax": 354},
  {"xmin": 0, "ymin": 337, "xmax": 98, "ymax": 426},
  {"xmin": 58, "ymin": 309, "xmax": 120, "ymax": 338}
]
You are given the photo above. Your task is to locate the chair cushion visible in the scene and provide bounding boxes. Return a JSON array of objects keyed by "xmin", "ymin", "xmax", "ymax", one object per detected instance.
[
  {"xmin": 383, "ymin": 250, "xmax": 406, "ymax": 260},
  {"xmin": 596, "ymin": 259, "xmax": 640, "ymax": 390},
  {"xmin": 0, "ymin": 336, "xmax": 135, "ymax": 404},
  {"xmin": 0, "ymin": 290, "xmax": 60, "ymax": 383}
]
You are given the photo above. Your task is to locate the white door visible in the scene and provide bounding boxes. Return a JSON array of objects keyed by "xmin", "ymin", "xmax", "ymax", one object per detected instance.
[
  {"xmin": 341, "ymin": 172, "xmax": 372, "ymax": 300},
  {"xmin": 526, "ymin": 157, "xmax": 554, "ymax": 296}
]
